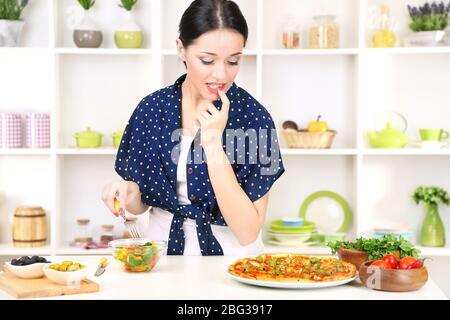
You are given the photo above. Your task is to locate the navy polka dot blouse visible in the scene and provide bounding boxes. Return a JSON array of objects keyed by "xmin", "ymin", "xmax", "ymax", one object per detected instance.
[{"xmin": 115, "ymin": 74, "xmax": 285, "ymax": 255}]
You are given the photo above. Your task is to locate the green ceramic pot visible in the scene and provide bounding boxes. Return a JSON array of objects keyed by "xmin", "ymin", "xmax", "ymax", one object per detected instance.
[
  {"xmin": 114, "ymin": 31, "xmax": 143, "ymax": 48},
  {"xmin": 114, "ymin": 11, "xmax": 144, "ymax": 48},
  {"xmin": 112, "ymin": 130, "xmax": 124, "ymax": 148},
  {"xmin": 74, "ymin": 127, "xmax": 103, "ymax": 148},
  {"xmin": 420, "ymin": 204, "xmax": 445, "ymax": 247}
]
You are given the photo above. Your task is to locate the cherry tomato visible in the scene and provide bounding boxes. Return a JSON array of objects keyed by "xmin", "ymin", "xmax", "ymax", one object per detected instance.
[
  {"xmin": 370, "ymin": 260, "xmax": 391, "ymax": 269},
  {"xmin": 399, "ymin": 256, "xmax": 421, "ymax": 270},
  {"xmin": 382, "ymin": 253, "xmax": 399, "ymax": 269}
]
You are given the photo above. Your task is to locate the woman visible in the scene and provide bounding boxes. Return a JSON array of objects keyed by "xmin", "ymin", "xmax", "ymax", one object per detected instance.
[{"xmin": 102, "ymin": 0, "xmax": 284, "ymax": 256}]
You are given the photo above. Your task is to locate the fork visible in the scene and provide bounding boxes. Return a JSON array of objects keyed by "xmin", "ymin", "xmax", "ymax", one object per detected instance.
[{"xmin": 114, "ymin": 198, "xmax": 142, "ymax": 239}]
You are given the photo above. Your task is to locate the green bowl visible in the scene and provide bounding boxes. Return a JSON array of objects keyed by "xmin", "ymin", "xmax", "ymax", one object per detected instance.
[{"xmin": 270, "ymin": 220, "xmax": 316, "ymax": 233}]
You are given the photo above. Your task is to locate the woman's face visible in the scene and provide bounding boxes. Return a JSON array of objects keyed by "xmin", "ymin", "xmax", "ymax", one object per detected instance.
[{"xmin": 177, "ymin": 28, "xmax": 244, "ymax": 102}]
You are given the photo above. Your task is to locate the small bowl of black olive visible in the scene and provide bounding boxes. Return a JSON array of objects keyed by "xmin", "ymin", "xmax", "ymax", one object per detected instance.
[{"xmin": 3, "ymin": 256, "xmax": 51, "ymax": 279}]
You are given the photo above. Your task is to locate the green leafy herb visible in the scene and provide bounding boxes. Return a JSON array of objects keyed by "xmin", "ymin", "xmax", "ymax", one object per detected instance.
[
  {"xmin": 407, "ymin": 1, "xmax": 450, "ymax": 31},
  {"xmin": 0, "ymin": 0, "xmax": 29, "ymax": 20},
  {"xmin": 413, "ymin": 186, "xmax": 450, "ymax": 207},
  {"xmin": 77, "ymin": 0, "xmax": 96, "ymax": 10},
  {"xmin": 327, "ymin": 234, "xmax": 420, "ymax": 261},
  {"xmin": 118, "ymin": 0, "xmax": 138, "ymax": 11}
]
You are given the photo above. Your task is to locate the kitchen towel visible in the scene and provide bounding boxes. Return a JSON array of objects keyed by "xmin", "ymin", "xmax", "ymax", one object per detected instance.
[
  {"xmin": 0, "ymin": 113, "xmax": 22, "ymax": 148},
  {"xmin": 25, "ymin": 113, "xmax": 50, "ymax": 148}
]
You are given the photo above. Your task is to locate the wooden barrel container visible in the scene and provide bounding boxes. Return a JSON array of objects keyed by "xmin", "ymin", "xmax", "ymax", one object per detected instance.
[{"xmin": 12, "ymin": 206, "xmax": 48, "ymax": 248}]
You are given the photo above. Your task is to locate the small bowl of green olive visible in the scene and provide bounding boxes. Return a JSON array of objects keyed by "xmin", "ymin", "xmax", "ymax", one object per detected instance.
[{"xmin": 43, "ymin": 260, "xmax": 91, "ymax": 285}]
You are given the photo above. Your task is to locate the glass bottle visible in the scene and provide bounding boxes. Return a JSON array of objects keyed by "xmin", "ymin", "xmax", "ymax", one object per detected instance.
[
  {"xmin": 100, "ymin": 224, "xmax": 115, "ymax": 245},
  {"xmin": 74, "ymin": 219, "xmax": 93, "ymax": 243},
  {"xmin": 309, "ymin": 15, "xmax": 339, "ymax": 49},
  {"xmin": 282, "ymin": 18, "xmax": 300, "ymax": 49},
  {"xmin": 372, "ymin": 4, "xmax": 396, "ymax": 48}
]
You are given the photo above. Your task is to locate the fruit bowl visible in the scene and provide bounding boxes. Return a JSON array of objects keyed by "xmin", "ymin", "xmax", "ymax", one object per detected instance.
[
  {"xmin": 337, "ymin": 248, "xmax": 369, "ymax": 270},
  {"xmin": 109, "ymin": 238, "xmax": 167, "ymax": 272},
  {"xmin": 282, "ymin": 129, "xmax": 337, "ymax": 149},
  {"xmin": 359, "ymin": 261, "xmax": 428, "ymax": 292}
]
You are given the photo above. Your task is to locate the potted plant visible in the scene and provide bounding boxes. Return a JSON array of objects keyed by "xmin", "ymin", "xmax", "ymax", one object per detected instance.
[
  {"xmin": 73, "ymin": 0, "xmax": 103, "ymax": 48},
  {"xmin": 114, "ymin": 0, "xmax": 143, "ymax": 48},
  {"xmin": 404, "ymin": 1, "xmax": 450, "ymax": 46},
  {"xmin": 0, "ymin": 0, "xmax": 29, "ymax": 47},
  {"xmin": 413, "ymin": 186, "xmax": 449, "ymax": 247}
]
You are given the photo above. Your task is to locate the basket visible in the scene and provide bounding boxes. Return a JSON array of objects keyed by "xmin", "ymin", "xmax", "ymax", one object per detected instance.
[{"xmin": 282, "ymin": 129, "xmax": 337, "ymax": 149}]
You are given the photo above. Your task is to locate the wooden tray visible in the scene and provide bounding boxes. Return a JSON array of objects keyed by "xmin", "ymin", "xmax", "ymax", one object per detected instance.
[{"xmin": 0, "ymin": 271, "xmax": 99, "ymax": 299}]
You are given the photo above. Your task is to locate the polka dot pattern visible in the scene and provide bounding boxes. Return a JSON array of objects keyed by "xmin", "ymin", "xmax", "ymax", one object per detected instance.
[{"xmin": 115, "ymin": 74, "xmax": 285, "ymax": 255}]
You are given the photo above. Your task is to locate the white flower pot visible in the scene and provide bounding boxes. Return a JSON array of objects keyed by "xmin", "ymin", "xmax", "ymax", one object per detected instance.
[
  {"xmin": 0, "ymin": 19, "xmax": 25, "ymax": 47},
  {"xmin": 403, "ymin": 30, "xmax": 450, "ymax": 47}
]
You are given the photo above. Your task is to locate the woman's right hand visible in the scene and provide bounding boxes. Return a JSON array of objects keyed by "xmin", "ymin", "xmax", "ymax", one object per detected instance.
[{"xmin": 102, "ymin": 180, "xmax": 146, "ymax": 216}]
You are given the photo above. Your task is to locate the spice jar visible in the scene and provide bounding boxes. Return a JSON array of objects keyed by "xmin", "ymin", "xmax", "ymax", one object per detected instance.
[
  {"xmin": 100, "ymin": 224, "xmax": 115, "ymax": 245},
  {"xmin": 74, "ymin": 219, "xmax": 93, "ymax": 243},
  {"xmin": 309, "ymin": 15, "xmax": 339, "ymax": 49},
  {"xmin": 282, "ymin": 19, "xmax": 300, "ymax": 49}
]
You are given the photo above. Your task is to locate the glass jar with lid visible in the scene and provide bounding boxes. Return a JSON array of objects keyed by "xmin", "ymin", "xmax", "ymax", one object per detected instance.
[
  {"xmin": 74, "ymin": 219, "xmax": 93, "ymax": 243},
  {"xmin": 100, "ymin": 224, "xmax": 115, "ymax": 245},
  {"xmin": 309, "ymin": 14, "xmax": 339, "ymax": 49},
  {"xmin": 282, "ymin": 18, "xmax": 300, "ymax": 49}
]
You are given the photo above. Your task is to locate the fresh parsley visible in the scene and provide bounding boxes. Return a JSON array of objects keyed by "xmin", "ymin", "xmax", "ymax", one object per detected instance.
[{"xmin": 327, "ymin": 234, "xmax": 420, "ymax": 261}]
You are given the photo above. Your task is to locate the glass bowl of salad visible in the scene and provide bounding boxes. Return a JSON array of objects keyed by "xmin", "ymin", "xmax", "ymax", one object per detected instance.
[{"xmin": 108, "ymin": 238, "xmax": 167, "ymax": 272}]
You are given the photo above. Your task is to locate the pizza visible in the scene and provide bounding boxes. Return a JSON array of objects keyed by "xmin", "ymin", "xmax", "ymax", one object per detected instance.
[{"xmin": 228, "ymin": 254, "xmax": 356, "ymax": 283}]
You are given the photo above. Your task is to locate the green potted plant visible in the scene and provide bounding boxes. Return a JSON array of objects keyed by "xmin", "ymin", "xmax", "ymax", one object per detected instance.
[
  {"xmin": 413, "ymin": 186, "xmax": 449, "ymax": 246},
  {"xmin": 73, "ymin": 0, "xmax": 103, "ymax": 48},
  {"xmin": 0, "ymin": 0, "xmax": 29, "ymax": 47},
  {"xmin": 404, "ymin": 1, "xmax": 450, "ymax": 46},
  {"xmin": 114, "ymin": 0, "xmax": 143, "ymax": 48}
]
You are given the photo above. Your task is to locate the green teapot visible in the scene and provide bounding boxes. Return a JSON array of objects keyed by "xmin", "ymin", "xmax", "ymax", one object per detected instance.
[{"xmin": 367, "ymin": 121, "xmax": 408, "ymax": 148}]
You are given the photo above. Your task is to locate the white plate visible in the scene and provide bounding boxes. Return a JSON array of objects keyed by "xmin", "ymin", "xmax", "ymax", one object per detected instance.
[
  {"xmin": 413, "ymin": 141, "xmax": 448, "ymax": 149},
  {"xmin": 227, "ymin": 272, "xmax": 357, "ymax": 289},
  {"xmin": 299, "ymin": 191, "xmax": 352, "ymax": 234}
]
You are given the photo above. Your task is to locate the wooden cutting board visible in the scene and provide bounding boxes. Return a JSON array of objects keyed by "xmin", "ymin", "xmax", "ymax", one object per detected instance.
[{"xmin": 0, "ymin": 271, "xmax": 99, "ymax": 299}]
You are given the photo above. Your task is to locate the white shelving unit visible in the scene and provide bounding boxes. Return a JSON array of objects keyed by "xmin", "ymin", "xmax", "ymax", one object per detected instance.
[{"xmin": 1, "ymin": 0, "xmax": 449, "ymax": 257}]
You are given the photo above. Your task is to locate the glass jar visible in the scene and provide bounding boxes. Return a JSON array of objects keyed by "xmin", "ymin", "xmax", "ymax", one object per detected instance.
[
  {"xmin": 74, "ymin": 219, "xmax": 93, "ymax": 243},
  {"xmin": 309, "ymin": 15, "xmax": 339, "ymax": 49},
  {"xmin": 100, "ymin": 224, "xmax": 115, "ymax": 245},
  {"xmin": 282, "ymin": 19, "xmax": 300, "ymax": 49}
]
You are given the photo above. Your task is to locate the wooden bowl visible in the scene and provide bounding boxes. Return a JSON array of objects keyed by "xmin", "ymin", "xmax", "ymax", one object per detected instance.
[
  {"xmin": 359, "ymin": 261, "xmax": 428, "ymax": 292},
  {"xmin": 337, "ymin": 248, "xmax": 368, "ymax": 270}
]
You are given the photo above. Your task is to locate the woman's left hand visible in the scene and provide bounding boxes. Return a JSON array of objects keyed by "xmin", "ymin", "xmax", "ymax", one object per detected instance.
[{"xmin": 196, "ymin": 88, "xmax": 230, "ymax": 148}]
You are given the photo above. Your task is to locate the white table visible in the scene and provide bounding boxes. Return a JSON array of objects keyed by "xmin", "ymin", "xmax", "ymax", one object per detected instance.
[{"xmin": 0, "ymin": 255, "xmax": 447, "ymax": 300}]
